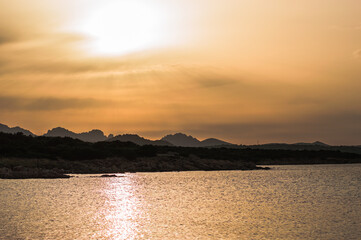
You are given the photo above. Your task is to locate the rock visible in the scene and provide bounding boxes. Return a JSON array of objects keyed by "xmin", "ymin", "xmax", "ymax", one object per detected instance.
[{"xmin": 100, "ymin": 174, "xmax": 119, "ymax": 178}]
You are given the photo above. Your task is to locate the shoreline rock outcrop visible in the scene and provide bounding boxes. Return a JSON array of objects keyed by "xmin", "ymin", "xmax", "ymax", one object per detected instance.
[{"xmin": 0, "ymin": 167, "xmax": 71, "ymax": 179}]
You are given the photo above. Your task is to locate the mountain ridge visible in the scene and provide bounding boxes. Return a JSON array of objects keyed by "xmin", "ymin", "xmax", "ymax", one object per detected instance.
[
  {"xmin": 0, "ymin": 123, "xmax": 35, "ymax": 136},
  {"xmin": 161, "ymin": 133, "xmax": 234, "ymax": 147},
  {"xmin": 108, "ymin": 134, "xmax": 172, "ymax": 146},
  {"xmin": 0, "ymin": 123, "xmax": 360, "ymax": 153},
  {"xmin": 44, "ymin": 127, "xmax": 108, "ymax": 142}
]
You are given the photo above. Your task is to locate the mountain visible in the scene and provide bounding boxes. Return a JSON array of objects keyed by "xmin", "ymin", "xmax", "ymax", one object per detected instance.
[
  {"xmin": 108, "ymin": 134, "xmax": 172, "ymax": 146},
  {"xmin": 0, "ymin": 123, "xmax": 35, "ymax": 136},
  {"xmin": 244, "ymin": 142, "xmax": 331, "ymax": 151},
  {"xmin": 161, "ymin": 133, "xmax": 201, "ymax": 147},
  {"xmin": 44, "ymin": 127, "xmax": 77, "ymax": 138},
  {"xmin": 199, "ymin": 138, "xmax": 234, "ymax": 147},
  {"xmin": 294, "ymin": 141, "xmax": 329, "ymax": 146},
  {"xmin": 238, "ymin": 142, "xmax": 361, "ymax": 155},
  {"xmin": 78, "ymin": 130, "xmax": 108, "ymax": 142},
  {"xmin": 161, "ymin": 133, "xmax": 233, "ymax": 147},
  {"xmin": 44, "ymin": 127, "xmax": 107, "ymax": 142}
]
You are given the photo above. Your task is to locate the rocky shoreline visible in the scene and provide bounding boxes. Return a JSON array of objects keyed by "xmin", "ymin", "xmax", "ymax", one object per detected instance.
[
  {"xmin": 0, "ymin": 167, "xmax": 71, "ymax": 179},
  {"xmin": 0, "ymin": 156, "xmax": 270, "ymax": 179}
]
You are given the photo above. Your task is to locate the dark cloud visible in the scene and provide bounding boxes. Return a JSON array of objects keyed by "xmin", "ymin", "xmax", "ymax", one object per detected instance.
[
  {"xmin": 0, "ymin": 32, "xmax": 17, "ymax": 45},
  {"xmin": 196, "ymin": 77, "xmax": 237, "ymax": 88},
  {"xmin": 0, "ymin": 95, "xmax": 111, "ymax": 111}
]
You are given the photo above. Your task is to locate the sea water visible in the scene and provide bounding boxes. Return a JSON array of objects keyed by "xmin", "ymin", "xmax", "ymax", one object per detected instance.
[{"xmin": 1, "ymin": 164, "xmax": 360, "ymax": 239}]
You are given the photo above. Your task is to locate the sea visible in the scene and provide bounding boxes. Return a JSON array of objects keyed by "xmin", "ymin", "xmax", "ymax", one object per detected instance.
[{"xmin": 1, "ymin": 164, "xmax": 360, "ymax": 239}]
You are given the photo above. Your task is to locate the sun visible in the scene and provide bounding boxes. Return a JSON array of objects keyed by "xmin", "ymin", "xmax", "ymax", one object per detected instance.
[{"xmin": 77, "ymin": 1, "xmax": 167, "ymax": 56}]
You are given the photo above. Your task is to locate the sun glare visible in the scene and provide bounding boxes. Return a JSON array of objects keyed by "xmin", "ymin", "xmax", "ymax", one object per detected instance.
[{"xmin": 78, "ymin": 1, "xmax": 167, "ymax": 55}]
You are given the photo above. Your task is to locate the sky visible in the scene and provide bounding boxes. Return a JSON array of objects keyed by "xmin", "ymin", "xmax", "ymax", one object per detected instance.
[{"xmin": 0, "ymin": 0, "xmax": 360, "ymax": 145}]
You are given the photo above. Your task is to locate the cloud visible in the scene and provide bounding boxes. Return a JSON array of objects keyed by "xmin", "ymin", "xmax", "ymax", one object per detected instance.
[
  {"xmin": 0, "ymin": 34, "xmax": 98, "ymax": 76},
  {"xmin": 0, "ymin": 38, "xmax": 198, "ymax": 76},
  {"xmin": 195, "ymin": 77, "xmax": 237, "ymax": 88},
  {"xmin": 0, "ymin": 95, "xmax": 112, "ymax": 111},
  {"xmin": 353, "ymin": 49, "xmax": 361, "ymax": 58},
  {"xmin": 0, "ymin": 30, "xmax": 18, "ymax": 45}
]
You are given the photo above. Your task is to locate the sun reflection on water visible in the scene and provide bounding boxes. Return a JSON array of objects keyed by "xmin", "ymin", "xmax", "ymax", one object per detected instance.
[{"xmin": 93, "ymin": 175, "xmax": 144, "ymax": 240}]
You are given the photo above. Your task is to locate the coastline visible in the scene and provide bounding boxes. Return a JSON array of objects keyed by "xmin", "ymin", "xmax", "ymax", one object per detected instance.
[{"xmin": 0, "ymin": 156, "xmax": 270, "ymax": 179}]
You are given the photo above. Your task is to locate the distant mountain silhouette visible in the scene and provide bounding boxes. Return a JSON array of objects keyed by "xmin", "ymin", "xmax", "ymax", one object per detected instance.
[
  {"xmin": 1, "ymin": 122, "xmax": 360, "ymax": 152},
  {"xmin": 108, "ymin": 134, "xmax": 172, "ymax": 146},
  {"xmin": 44, "ymin": 127, "xmax": 107, "ymax": 142},
  {"xmin": 162, "ymin": 133, "xmax": 200, "ymax": 147},
  {"xmin": 199, "ymin": 138, "xmax": 234, "ymax": 147},
  {"xmin": 161, "ymin": 133, "xmax": 233, "ymax": 147},
  {"xmin": 78, "ymin": 130, "xmax": 108, "ymax": 142},
  {"xmin": 248, "ymin": 141, "xmax": 331, "ymax": 150},
  {"xmin": 44, "ymin": 127, "xmax": 76, "ymax": 138},
  {"xmin": 294, "ymin": 141, "xmax": 329, "ymax": 146},
  {"xmin": 236, "ymin": 142, "xmax": 361, "ymax": 155},
  {"xmin": 0, "ymin": 123, "xmax": 35, "ymax": 136}
]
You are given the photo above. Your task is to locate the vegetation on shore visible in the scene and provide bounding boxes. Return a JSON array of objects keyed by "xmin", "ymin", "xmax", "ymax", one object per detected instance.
[{"xmin": 0, "ymin": 132, "xmax": 360, "ymax": 178}]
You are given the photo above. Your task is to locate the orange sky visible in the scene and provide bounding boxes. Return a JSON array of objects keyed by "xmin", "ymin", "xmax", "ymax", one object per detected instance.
[{"xmin": 0, "ymin": 0, "xmax": 360, "ymax": 144}]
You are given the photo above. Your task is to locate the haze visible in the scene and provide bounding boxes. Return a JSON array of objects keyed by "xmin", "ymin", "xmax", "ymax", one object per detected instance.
[{"xmin": 0, "ymin": 0, "xmax": 360, "ymax": 145}]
